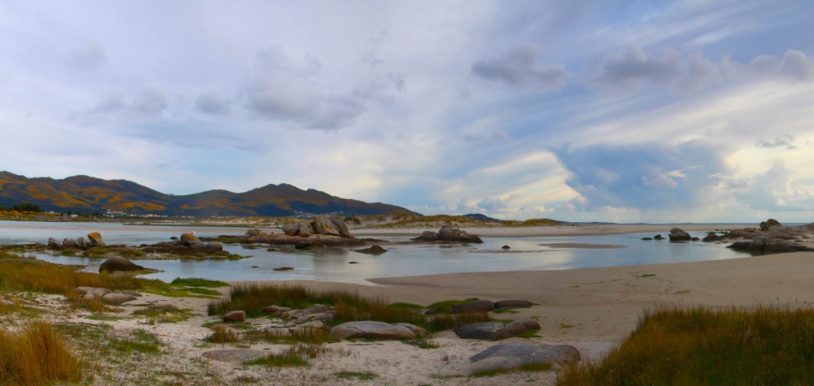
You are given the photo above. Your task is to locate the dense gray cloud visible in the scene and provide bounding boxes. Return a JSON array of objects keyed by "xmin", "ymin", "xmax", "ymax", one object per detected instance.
[
  {"xmin": 756, "ymin": 135, "xmax": 796, "ymax": 150},
  {"xmin": 554, "ymin": 141, "xmax": 726, "ymax": 209},
  {"xmin": 195, "ymin": 94, "xmax": 231, "ymax": 115},
  {"xmin": 597, "ymin": 47, "xmax": 680, "ymax": 88},
  {"xmin": 472, "ymin": 47, "xmax": 567, "ymax": 89},
  {"xmin": 242, "ymin": 47, "xmax": 364, "ymax": 130}
]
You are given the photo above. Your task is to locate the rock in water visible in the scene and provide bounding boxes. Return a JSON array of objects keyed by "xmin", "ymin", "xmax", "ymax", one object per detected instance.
[
  {"xmin": 180, "ymin": 232, "xmax": 203, "ymax": 247},
  {"xmin": 87, "ymin": 232, "xmax": 105, "ymax": 247},
  {"xmin": 760, "ymin": 218, "xmax": 782, "ymax": 231},
  {"xmin": 99, "ymin": 257, "xmax": 145, "ymax": 273},
  {"xmin": 354, "ymin": 245, "xmax": 387, "ymax": 255},
  {"xmin": 62, "ymin": 238, "xmax": 79, "ymax": 249},
  {"xmin": 331, "ymin": 217, "xmax": 351, "ymax": 238},
  {"xmin": 668, "ymin": 228, "xmax": 691, "ymax": 242},
  {"xmin": 469, "ymin": 343, "xmax": 580, "ymax": 374},
  {"xmin": 330, "ymin": 321, "xmax": 417, "ymax": 340},
  {"xmin": 413, "ymin": 231, "xmax": 438, "ymax": 241}
]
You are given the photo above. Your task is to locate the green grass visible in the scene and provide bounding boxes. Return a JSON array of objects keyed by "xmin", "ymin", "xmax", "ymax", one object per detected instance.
[
  {"xmin": 108, "ymin": 330, "xmax": 162, "ymax": 355},
  {"xmin": 170, "ymin": 278, "xmax": 228, "ymax": 288},
  {"xmin": 474, "ymin": 363, "xmax": 552, "ymax": 377},
  {"xmin": 209, "ymin": 284, "xmax": 490, "ymax": 332},
  {"xmin": 244, "ymin": 343, "xmax": 323, "ymax": 368},
  {"xmin": 558, "ymin": 307, "xmax": 814, "ymax": 385},
  {"xmin": 427, "ymin": 298, "xmax": 479, "ymax": 314},
  {"xmin": 335, "ymin": 371, "xmax": 377, "ymax": 380}
]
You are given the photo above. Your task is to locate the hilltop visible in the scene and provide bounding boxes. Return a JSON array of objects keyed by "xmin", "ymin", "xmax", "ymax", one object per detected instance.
[{"xmin": 0, "ymin": 171, "xmax": 410, "ymax": 217}]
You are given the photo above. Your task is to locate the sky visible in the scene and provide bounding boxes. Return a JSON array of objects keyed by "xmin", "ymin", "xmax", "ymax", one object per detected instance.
[{"xmin": 1, "ymin": 0, "xmax": 813, "ymax": 223}]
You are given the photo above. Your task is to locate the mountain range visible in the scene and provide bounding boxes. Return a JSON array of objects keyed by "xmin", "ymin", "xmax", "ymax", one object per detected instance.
[{"xmin": 0, "ymin": 171, "xmax": 410, "ymax": 217}]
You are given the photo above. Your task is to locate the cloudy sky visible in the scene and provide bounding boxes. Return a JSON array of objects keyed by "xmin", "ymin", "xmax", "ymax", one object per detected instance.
[{"xmin": 1, "ymin": 1, "xmax": 813, "ymax": 222}]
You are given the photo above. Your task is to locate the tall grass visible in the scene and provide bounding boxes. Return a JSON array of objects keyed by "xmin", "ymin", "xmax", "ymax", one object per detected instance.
[
  {"xmin": 209, "ymin": 284, "xmax": 489, "ymax": 331},
  {"xmin": 0, "ymin": 322, "xmax": 81, "ymax": 386},
  {"xmin": 0, "ymin": 259, "xmax": 139, "ymax": 297},
  {"xmin": 559, "ymin": 307, "xmax": 814, "ymax": 385}
]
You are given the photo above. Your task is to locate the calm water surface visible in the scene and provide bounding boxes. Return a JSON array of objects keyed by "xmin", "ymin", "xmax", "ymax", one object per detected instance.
[{"xmin": 0, "ymin": 220, "xmax": 749, "ymax": 284}]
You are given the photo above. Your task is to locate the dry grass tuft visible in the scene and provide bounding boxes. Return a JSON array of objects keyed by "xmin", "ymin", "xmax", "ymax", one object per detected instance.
[
  {"xmin": 559, "ymin": 306, "xmax": 814, "ymax": 385},
  {"xmin": 0, "ymin": 322, "xmax": 81, "ymax": 386}
]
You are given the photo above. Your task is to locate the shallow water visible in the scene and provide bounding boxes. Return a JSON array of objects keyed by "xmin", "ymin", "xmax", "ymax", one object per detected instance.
[{"xmin": 0, "ymin": 220, "xmax": 749, "ymax": 284}]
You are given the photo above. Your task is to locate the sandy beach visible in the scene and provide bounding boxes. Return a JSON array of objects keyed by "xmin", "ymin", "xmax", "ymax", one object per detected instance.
[{"xmin": 280, "ymin": 250, "xmax": 814, "ymax": 343}]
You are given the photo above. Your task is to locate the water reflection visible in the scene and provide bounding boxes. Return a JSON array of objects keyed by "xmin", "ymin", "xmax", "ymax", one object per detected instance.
[{"xmin": 0, "ymin": 221, "xmax": 750, "ymax": 284}]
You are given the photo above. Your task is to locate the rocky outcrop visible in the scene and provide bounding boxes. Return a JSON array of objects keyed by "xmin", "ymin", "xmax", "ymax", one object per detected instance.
[
  {"xmin": 668, "ymin": 228, "xmax": 692, "ymax": 242},
  {"xmin": 47, "ymin": 237, "xmax": 61, "ymax": 250},
  {"xmin": 412, "ymin": 226, "xmax": 483, "ymax": 243},
  {"xmin": 210, "ymin": 224, "xmax": 377, "ymax": 248},
  {"xmin": 469, "ymin": 343, "xmax": 580, "ymax": 374},
  {"xmin": 724, "ymin": 219, "xmax": 814, "ymax": 254},
  {"xmin": 282, "ymin": 217, "xmax": 352, "ymax": 238},
  {"xmin": 98, "ymin": 257, "xmax": 146, "ymax": 273},
  {"xmin": 329, "ymin": 321, "xmax": 418, "ymax": 340},
  {"xmin": 142, "ymin": 233, "xmax": 224, "ymax": 254}
]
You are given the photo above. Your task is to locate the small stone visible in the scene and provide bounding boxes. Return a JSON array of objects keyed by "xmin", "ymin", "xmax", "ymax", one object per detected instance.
[
  {"xmin": 494, "ymin": 300, "xmax": 534, "ymax": 309},
  {"xmin": 223, "ymin": 310, "xmax": 246, "ymax": 323}
]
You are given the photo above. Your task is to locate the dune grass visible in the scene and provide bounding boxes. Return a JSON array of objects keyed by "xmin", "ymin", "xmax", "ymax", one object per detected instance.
[
  {"xmin": 559, "ymin": 307, "xmax": 814, "ymax": 385},
  {"xmin": 0, "ymin": 322, "xmax": 81, "ymax": 386},
  {"xmin": 208, "ymin": 283, "xmax": 490, "ymax": 331}
]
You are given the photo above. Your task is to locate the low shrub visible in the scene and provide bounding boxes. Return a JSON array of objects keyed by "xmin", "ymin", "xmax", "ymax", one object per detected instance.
[{"xmin": 0, "ymin": 322, "xmax": 81, "ymax": 385}]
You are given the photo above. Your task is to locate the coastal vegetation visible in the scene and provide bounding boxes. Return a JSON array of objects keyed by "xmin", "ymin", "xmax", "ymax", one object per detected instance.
[
  {"xmin": 559, "ymin": 307, "xmax": 814, "ymax": 385},
  {"xmin": 208, "ymin": 283, "xmax": 490, "ymax": 332},
  {"xmin": 0, "ymin": 322, "xmax": 81, "ymax": 386}
]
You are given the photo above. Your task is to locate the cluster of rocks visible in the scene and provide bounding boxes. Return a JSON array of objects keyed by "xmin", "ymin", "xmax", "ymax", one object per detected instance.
[
  {"xmin": 47, "ymin": 232, "xmax": 105, "ymax": 250},
  {"xmin": 142, "ymin": 232, "xmax": 224, "ymax": 254},
  {"xmin": 76, "ymin": 286, "xmax": 141, "ymax": 305},
  {"xmin": 726, "ymin": 220, "xmax": 814, "ymax": 254},
  {"xmin": 642, "ymin": 220, "xmax": 814, "ymax": 255},
  {"xmin": 282, "ymin": 217, "xmax": 351, "ymax": 238},
  {"xmin": 412, "ymin": 225, "xmax": 484, "ymax": 244}
]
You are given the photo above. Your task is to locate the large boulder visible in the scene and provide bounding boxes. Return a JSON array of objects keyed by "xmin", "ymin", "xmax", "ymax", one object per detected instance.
[
  {"xmin": 454, "ymin": 322, "xmax": 505, "ymax": 340},
  {"xmin": 412, "ymin": 231, "xmax": 438, "ymax": 241},
  {"xmin": 760, "ymin": 219, "xmax": 782, "ymax": 231},
  {"xmin": 47, "ymin": 237, "xmax": 62, "ymax": 250},
  {"xmin": 180, "ymin": 232, "xmax": 203, "ymax": 247},
  {"xmin": 329, "ymin": 321, "xmax": 416, "ymax": 340},
  {"xmin": 297, "ymin": 223, "xmax": 313, "ymax": 237},
  {"xmin": 282, "ymin": 223, "xmax": 299, "ymax": 236},
  {"xmin": 98, "ymin": 257, "xmax": 145, "ymax": 273},
  {"xmin": 312, "ymin": 217, "xmax": 340, "ymax": 236},
  {"xmin": 451, "ymin": 300, "xmax": 495, "ymax": 314},
  {"xmin": 87, "ymin": 232, "xmax": 105, "ymax": 247},
  {"xmin": 454, "ymin": 320, "xmax": 541, "ymax": 340},
  {"xmin": 75, "ymin": 237, "xmax": 89, "ymax": 250},
  {"xmin": 668, "ymin": 228, "xmax": 691, "ymax": 242},
  {"xmin": 469, "ymin": 343, "xmax": 580, "ymax": 374},
  {"xmin": 331, "ymin": 218, "xmax": 351, "ymax": 238},
  {"xmin": 62, "ymin": 238, "xmax": 79, "ymax": 249}
]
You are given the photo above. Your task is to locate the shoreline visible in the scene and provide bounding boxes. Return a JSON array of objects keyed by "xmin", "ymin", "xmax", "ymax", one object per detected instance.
[
  {"xmin": 252, "ymin": 251, "xmax": 814, "ymax": 343},
  {"xmin": 354, "ymin": 223, "xmax": 744, "ymax": 237}
]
